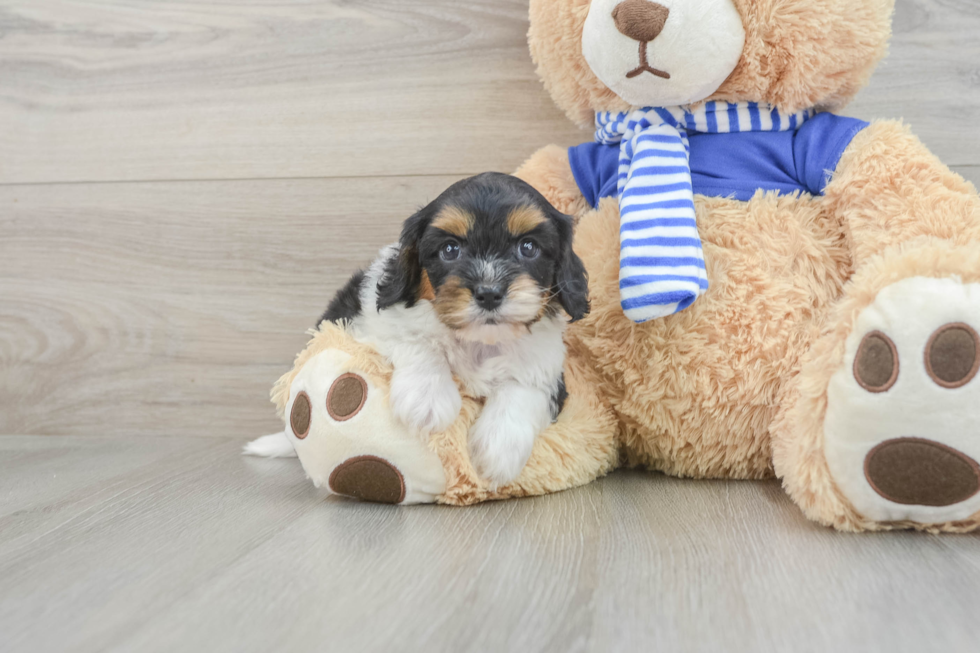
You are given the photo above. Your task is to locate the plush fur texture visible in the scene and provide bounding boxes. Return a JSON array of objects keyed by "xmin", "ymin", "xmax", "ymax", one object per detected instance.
[
  {"xmin": 517, "ymin": 0, "xmax": 980, "ymax": 531},
  {"xmin": 528, "ymin": 0, "xmax": 894, "ymax": 127},
  {"xmin": 561, "ymin": 191, "xmax": 850, "ymax": 480},
  {"xmin": 772, "ymin": 240, "xmax": 980, "ymax": 532},
  {"xmin": 514, "ymin": 115, "xmax": 979, "ymax": 530}
]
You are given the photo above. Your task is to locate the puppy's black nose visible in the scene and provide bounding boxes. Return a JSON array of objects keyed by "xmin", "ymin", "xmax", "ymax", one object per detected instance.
[{"xmin": 473, "ymin": 284, "xmax": 504, "ymax": 311}]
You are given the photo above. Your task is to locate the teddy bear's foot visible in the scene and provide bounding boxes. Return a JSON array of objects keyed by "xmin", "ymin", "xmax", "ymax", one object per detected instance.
[
  {"xmin": 824, "ymin": 275, "xmax": 980, "ymax": 525},
  {"xmin": 775, "ymin": 243, "xmax": 980, "ymax": 531},
  {"xmin": 257, "ymin": 345, "xmax": 448, "ymax": 505}
]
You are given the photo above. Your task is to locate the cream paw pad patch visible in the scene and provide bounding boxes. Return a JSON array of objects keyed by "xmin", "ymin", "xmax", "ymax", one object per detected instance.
[
  {"xmin": 824, "ymin": 277, "xmax": 980, "ymax": 524},
  {"xmin": 285, "ymin": 348, "xmax": 447, "ymax": 505}
]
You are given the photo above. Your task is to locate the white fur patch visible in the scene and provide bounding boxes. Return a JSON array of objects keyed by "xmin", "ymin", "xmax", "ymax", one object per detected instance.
[
  {"xmin": 469, "ymin": 384, "xmax": 552, "ymax": 487},
  {"xmin": 389, "ymin": 360, "xmax": 462, "ymax": 437},
  {"xmin": 824, "ymin": 277, "xmax": 980, "ymax": 523},
  {"xmin": 581, "ymin": 0, "xmax": 745, "ymax": 107},
  {"xmin": 350, "ymin": 245, "xmax": 569, "ymax": 482}
]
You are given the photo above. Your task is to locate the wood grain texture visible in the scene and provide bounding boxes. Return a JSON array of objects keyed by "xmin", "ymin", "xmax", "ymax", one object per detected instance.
[
  {"xmin": 847, "ymin": 0, "xmax": 980, "ymax": 166},
  {"xmin": 0, "ymin": 0, "xmax": 977, "ymax": 185},
  {"xmin": 0, "ymin": 0, "xmax": 584, "ymax": 184},
  {"xmin": 1, "ymin": 436, "xmax": 978, "ymax": 653},
  {"xmin": 0, "ymin": 175, "xmax": 464, "ymax": 436}
]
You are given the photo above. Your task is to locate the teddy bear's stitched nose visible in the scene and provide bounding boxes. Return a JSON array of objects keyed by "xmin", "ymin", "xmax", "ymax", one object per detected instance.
[{"xmin": 612, "ymin": 0, "xmax": 670, "ymax": 43}]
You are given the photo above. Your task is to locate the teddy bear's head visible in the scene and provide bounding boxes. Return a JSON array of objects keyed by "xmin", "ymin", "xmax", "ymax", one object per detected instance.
[{"xmin": 529, "ymin": 0, "xmax": 894, "ymax": 127}]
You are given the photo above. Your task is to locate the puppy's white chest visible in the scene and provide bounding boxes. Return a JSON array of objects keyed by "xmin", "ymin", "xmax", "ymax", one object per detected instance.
[
  {"xmin": 451, "ymin": 341, "xmax": 510, "ymax": 396},
  {"xmin": 470, "ymin": 342, "xmax": 502, "ymax": 366}
]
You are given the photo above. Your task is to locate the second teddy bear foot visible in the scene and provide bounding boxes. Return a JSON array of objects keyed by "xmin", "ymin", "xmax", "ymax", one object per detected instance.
[
  {"xmin": 823, "ymin": 276, "xmax": 980, "ymax": 524},
  {"xmin": 774, "ymin": 242, "xmax": 980, "ymax": 531}
]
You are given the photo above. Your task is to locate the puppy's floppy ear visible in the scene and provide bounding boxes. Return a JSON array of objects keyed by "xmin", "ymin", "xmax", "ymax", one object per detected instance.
[
  {"xmin": 376, "ymin": 204, "xmax": 432, "ymax": 310},
  {"xmin": 549, "ymin": 208, "xmax": 590, "ymax": 322}
]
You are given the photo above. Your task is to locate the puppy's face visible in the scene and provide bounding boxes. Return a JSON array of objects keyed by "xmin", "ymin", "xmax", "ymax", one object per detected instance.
[{"xmin": 377, "ymin": 173, "xmax": 589, "ymax": 343}]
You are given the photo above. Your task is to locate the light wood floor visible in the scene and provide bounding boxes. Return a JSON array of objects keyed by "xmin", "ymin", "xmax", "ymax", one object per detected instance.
[
  {"xmin": 2, "ymin": 1, "xmax": 980, "ymax": 651},
  {"xmin": 2, "ymin": 435, "xmax": 980, "ymax": 653}
]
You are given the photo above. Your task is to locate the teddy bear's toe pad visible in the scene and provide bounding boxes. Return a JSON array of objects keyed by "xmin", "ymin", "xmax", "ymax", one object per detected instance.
[
  {"xmin": 865, "ymin": 438, "xmax": 979, "ymax": 507},
  {"xmin": 329, "ymin": 455, "xmax": 406, "ymax": 504},
  {"xmin": 825, "ymin": 276, "xmax": 980, "ymax": 524}
]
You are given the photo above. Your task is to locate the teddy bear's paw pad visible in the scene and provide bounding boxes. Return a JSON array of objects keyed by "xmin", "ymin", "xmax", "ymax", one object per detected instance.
[
  {"xmin": 328, "ymin": 455, "xmax": 406, "ymax": 504},
  {"xmin": 825, "ymin": 277, "xmax": 980, "ymax": 524},
  {"xmin": 924, "ymin": 323, "xmax": 980, "ymax": 388},
  {"xmin": 864, "ymin": 438, "xmax": 979, "ymax": 507},
  {"xmin": 286, "ymin": 349, "xmax": 446, "ymax": 505},
  {"xmin": 290, "ymin": 391, "xmax": 313, "ymax": 439}
]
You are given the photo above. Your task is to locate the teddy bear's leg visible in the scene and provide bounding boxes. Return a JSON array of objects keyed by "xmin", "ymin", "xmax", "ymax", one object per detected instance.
[
  {"xmin": 513, "ymin": 144, "xmax": 590, "ymax": 217},
  {"xmin": 772, "ymin": 122, "xmax": 980, "ymax": 532},
  {"xmin": 250, "ymin": 323, "xmax": 452, "ymax": 505},
  {"xmin": 825, "ymin": 120, "xmax": 980, "ymax": 262}
]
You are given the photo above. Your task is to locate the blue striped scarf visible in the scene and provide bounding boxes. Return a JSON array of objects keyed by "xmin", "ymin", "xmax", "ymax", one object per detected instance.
[{"xmin": 595, "ymin": 101, "xmax": 814, "ymax": 323}]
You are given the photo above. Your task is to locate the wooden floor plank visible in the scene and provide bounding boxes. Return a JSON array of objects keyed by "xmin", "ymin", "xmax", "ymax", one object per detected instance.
[
  {"xmin": 0, "ymin": 0, "xmax": 583, "ymax": 185},
  {"xmin": 0, "ymin": 175, "xmax": 461, "ymax": 437},
  {"xmin": 847, "ymin": 0, "xmax": 980, "ymax": 165},
  {"xmin": 0, "ymin": 437, "xmax": 320, "ymax": 653},
  {"xmin": 590, "ymin": 471, "xmax": 980, "ymax": 653},
  {"xmin": 1, "ymin": 0, "xmax": 977, "ymax": 185},
  {"xmin": 0, "ymin": 435, "xmax": 603, "ymax": 653},
  {"xmin": 1, "ymin": 436, "xmax": 977, "ymax": 653}
]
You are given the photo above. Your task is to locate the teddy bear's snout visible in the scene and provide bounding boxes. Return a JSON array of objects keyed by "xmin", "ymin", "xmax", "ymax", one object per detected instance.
[{"xmin": 612, "ymin": 0, "xmax": 669, "ymax": 44}]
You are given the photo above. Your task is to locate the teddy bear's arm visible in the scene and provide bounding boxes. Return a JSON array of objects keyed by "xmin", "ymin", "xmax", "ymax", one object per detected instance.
[
  {"xmin": 825, "ymin": 119, "xmax": 980, "ymax": 267},
  {"xmin": 513, "ymin": 144, "xmax": 590, "ymax": 217}
]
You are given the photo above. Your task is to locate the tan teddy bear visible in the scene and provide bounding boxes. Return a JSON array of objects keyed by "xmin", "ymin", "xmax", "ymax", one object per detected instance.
[{"xmin": 249, "ymin": 0, "xmax": 980, "ymax": 532}]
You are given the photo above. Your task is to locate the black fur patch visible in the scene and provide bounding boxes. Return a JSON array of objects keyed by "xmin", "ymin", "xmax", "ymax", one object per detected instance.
[
  {"xmin": 549, "ymin": 372, "xmax": 568, "ymax": 422},
  {"xmin": 320, "ymin": 269, "xmax": 366, "ymax": 325},
  {"xmin": 376, "ymin": 172, "xmax": 589, "ymax": 322}
]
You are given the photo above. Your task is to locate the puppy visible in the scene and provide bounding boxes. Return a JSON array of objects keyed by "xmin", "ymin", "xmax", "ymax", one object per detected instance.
[{"xmin": 323, "ymin": 172, "xmax": 589, "ymax": 485}]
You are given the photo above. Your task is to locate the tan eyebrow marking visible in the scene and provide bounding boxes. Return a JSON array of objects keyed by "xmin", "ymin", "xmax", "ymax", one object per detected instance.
[
  {"xmin": 431, "ymin": 206, "xmax": 474, "ymax": 237},
  {"xmin": 507, "ymin": 205, "xmax": 547, "ymax": 236}
]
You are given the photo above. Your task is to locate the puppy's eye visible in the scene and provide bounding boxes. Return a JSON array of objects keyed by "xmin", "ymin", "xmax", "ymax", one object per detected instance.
[
  {"xmin": 519, "ymin": 239, "xmax": 540, "ymax": 259},
  {"xmin": 439, "ymin": 240, "xmax": 461, "ymax": 262}
]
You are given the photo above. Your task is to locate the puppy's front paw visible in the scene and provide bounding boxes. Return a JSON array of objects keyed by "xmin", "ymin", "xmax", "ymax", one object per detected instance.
[
  {"xmin": 390, "ymin": 368, "xmax": 461, "ymax": 436},
  {"xmin": 468, "ymin": 414, "xmax": 537, "ymax": 488}
]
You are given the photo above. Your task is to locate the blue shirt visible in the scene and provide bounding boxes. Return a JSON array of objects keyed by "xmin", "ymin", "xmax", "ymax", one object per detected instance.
[{"xmin": 568, "ymin": 112, "xmax": 869, "ymax": 209}]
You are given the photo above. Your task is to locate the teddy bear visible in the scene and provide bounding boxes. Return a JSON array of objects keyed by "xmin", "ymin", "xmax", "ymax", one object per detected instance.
[{"xmin": 249, "ymin": 0, "xmax": 980, "ymax": 532}]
